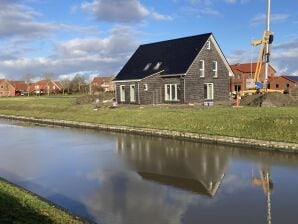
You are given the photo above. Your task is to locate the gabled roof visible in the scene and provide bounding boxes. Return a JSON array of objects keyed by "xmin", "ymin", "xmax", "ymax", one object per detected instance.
[
  {"xmin": 231, "ymin": 63, "xmax": 277, "ymax": 73},
  {"xmin": 284, "ymin": 75, "xmax": 298, "ymax": 82},
  {"xmin": 9, "ymin": 81, "xmax": 28, "ymax": 91},
  {"xmin": 92, "ymin": 76, "xmax": 113, "ymax": 85},
  {"xmin": 114, "ymin": 33, "xmax": 212, "ymax": 81}
]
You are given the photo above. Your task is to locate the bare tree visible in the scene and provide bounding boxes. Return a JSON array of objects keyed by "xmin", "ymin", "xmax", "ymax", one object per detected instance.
[
  {"xmin": 21, "ymin": 73, "xmax": 34, "ymax": 96},
  {"xmin": 43, "ymin": 72, "xmax": 55, "ymax": 96},
  {"xmin": 70, "ymin": 74, "xmax": 86, "ymax": 94},
  {"xmin": 60, "ymin": 79, "xmax": 71, "ymax": 95}
]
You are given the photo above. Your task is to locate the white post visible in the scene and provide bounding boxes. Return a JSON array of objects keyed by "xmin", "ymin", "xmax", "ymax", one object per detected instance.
[{"xmin": 264, "ymin": 0, "xmax": 271, "ymax": 89}]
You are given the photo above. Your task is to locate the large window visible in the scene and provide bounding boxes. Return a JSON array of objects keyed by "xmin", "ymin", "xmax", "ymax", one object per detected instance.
[
  {"xmin": 204, "ymin": 83, "xmax": 214, "ymax": 100},
  {"xmin": 120, "ymin": 85, "xmax": 125, "ymax": 102},
  {"xmin": 130, "ymin": 85, "xmax": 135, "ymax": 102},
  {"xmin": 165, "ymin": 84, "xmax": 180, "ymax": 101},
  {"xmin": 212, "ymin": 61, "xmax": 218, "ymax": 77},
  {"xmin": 199, "ymin": 60, "xmax": 205, "ymax": 77}
]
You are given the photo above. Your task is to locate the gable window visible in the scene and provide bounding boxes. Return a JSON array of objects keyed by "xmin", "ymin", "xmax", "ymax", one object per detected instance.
[
  {"xmin": 165, "ymin": 84, "xmax": 180, "ymax": 101},
  {"xmin": 130, "ymin": 85, "xmax": 135, "ymax": 102},
  {"xmin": 204, "ymin": 83, "xmax": 214, "ymax": 100},
  {"xmin": 199, "ymin": 60, "xmax": 205, "ymax": 77},
  {"xmin": 143, "ymin": 84, "xmax": 148, "ymax": 91},
  {"xmin": 206, "ymin": 40, "xmax": 211, "ymax": 50},
  {"xmin": 212, "ymin": 61, "xmax": 218, "ymax": 77},
  {"xmin": 120, "ymin": 85, "xmax": 125, "ymax": 102},
  {"xmin": 154, "ymin": 62, "xmax": 162, "ymax": 70},
  {"xmin": 143, "ymin": 63, "xmax": 151, "ymax": 71}
]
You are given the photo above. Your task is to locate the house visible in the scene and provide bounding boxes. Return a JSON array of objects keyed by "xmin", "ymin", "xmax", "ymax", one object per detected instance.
[
  {"xmin": 230, "ymin": 63, "xmax": 277, "ymax": 93},
  {"xmin": 117, "ymin": 135, "xmax": 228, "ymax": 197},
  {"xmin": 9, "ymin": 81, "xmax": 28, "ymax": 96},
  {"xmin": 113, "ymin": 33, "xmax": 234, "ymax": 104},
  {"xmin": 91, "ymin": 76, "xmax": 115, "ymax": 92},
  {"xmin": 0, "ymin": 79, "xmax": 15, "ymax": 97},
  {"xmin": 268, "ymin": 75, "xmax": 298, "ymax": 91},
  {"xmin": 32, "ymin": 80, "xmax": 63, "ymax": 94}
]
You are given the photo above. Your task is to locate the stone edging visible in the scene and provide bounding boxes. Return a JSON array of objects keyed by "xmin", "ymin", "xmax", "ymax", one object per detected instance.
[{"xmin": 0, "ymin": 114, "xmax": 297, "ymax": 153}]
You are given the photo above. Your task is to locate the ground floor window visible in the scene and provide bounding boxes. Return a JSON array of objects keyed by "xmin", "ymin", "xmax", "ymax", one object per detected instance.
[
  {"xmin": 234, "ymin": 85, "xmax": 241, "ymax": 92},
  {"xmin": 165, "ymin": 84, "xmax": 180, "ymax": 101},
  {"xmin": 204, "ymin": 83, "xmax": 214, "ymax": 100},
  {"xmin": 120, "ymin": 85, "xmax": 125, "ymax": 102}
]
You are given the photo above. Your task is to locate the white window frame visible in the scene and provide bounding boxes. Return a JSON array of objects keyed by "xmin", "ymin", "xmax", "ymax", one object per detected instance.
[
  {"xmin": 143, "ymin": 63, "xmax": 151, "ymax": 71},
  {"xmin": 120, "ymin": 85, "xmax": 125, "ymax": 102},
  {"xmin": 199, "ymin": 60, "xmax": 205, "ymax": 77},
  {"xmin": 154, "ymin": 62, "xmax": 162, "ymax": 70},
  {"xmin": 130, "ymin": 84, "xmax": 136, "ymax": 102},
  {"xmin": 143, "ymin": 84, "xmax": 148, "ymax": 91},
  {"xmin": 212, "ymin": 61, "xmax": 218, "ymax": 78},
  {"xmin": 206, "ymin": 40, "xmax": 211, "ymax": 50},
  {"xmin": 204, "ymin": 83, "xmax": 214, "ymax": 100},
  {"xmin": 164, "ymin": 84, "xmax": 179, "ymax": 101}
]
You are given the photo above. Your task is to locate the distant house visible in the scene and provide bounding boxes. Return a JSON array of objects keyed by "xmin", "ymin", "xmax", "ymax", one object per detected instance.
[
  {"xmin": 32, "ymin": 80, "xmax": 63, "ymax": 95},
  {"xmin": 0, "ymin": 79, "xmax": 15, "ymax": 97},
  {"xmin": 230, "ymin": 63, "xmax": 277, "ymax": 93},
  {"xmin": 9, "ymin": 81, "xmax": 28, "ymax": 96},
  {"xmin": 268, "ymin": 75, "xmax": 298, "ymax": 92},
  {"xmin": 91, "ymin": 76, "xmax": 115, "ymax": 92},
  {"xmin": 113, "ymin": 33, "xmax": 234, "ymax": 104}
]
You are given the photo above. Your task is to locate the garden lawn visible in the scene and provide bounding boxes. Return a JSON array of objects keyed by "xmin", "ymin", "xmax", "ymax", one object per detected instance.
[
  {"xmin": 0, "ymin": 96, "xmax": 297, "ymax": 143},
  {"xmin": 0, "ymin": 178, "xmax": 87, "ymax": 224}
]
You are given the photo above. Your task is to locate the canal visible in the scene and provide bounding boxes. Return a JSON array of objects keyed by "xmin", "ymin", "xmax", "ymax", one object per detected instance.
[{"xmin": 0, "ymin": 119, "xmax": 298, "ymax": 224}]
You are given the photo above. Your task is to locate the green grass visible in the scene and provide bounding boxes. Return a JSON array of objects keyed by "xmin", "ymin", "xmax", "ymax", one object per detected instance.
[
  {"xmin": 0, "ymin": 96, "xmax": 297, "ymax": 143},
  {"xmin": 0, "ymin": 178, "xmax": 87, "ymax": 224}
]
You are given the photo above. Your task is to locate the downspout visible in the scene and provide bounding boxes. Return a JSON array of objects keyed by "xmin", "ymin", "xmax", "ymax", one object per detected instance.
[
  {"xmin": 138, "ymin": 81, "xmax": 140, "ymax": 105},
  {"xmin": 183, "ymin": 75, "xmax": 186, "ymax": 103}
]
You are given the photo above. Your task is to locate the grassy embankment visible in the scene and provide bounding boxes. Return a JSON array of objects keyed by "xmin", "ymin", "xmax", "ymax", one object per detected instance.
[
  {"xmin": 0, "ymin": 178, "xmax": 87, "ymax": 224},
  {"xmin": 0, "ymin": 96, "xmax": 297, "ymax": 143}
]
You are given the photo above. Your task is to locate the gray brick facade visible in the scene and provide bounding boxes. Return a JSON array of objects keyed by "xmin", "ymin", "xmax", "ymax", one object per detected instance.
[{"xmin": 114, "ymin": 35, "xmax": 231, "ymax": 105}]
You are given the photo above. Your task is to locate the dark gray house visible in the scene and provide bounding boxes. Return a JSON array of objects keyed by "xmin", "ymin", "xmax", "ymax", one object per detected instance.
[{"xmin": 113, "ymin": 33, "xmax": 233, "ymax": 104}]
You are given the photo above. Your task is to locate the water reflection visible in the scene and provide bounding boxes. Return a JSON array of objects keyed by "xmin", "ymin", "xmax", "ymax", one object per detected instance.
[
  {"xmin": 1, "ymin": 120, "xmax": 298, "ymax": 224},
  {"xmin": 117, "ymin": 135, "xmax": 229, "ymax": 197}
]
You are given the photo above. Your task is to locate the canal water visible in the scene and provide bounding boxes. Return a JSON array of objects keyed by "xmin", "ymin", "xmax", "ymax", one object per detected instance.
[{"xmin": 0, "ymin": 119, "xmax": 298, "ymax": 224}]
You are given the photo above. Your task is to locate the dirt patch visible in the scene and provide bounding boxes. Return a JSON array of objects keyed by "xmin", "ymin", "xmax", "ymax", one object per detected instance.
[
  {"xmin": 240, "ymin": 93, "xmax": 298, "ymax": 107},
  {"xmin": 75, "ymin": 92, "xmax": 115, "ymax": 105}
]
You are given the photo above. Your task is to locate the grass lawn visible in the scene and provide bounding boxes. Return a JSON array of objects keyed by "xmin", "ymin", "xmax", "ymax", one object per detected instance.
[
  {"xmin": 0, "ymin": 96, "xmax": 297, "ymax": 143},
  {"xmin": 0, "ymin": 178, "xmax": 87, "ymax": 224}
]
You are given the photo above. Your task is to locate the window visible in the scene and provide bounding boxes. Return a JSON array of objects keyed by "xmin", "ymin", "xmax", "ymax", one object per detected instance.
[
  {"xmin": 199, "ymin": 60, "xmax": 205, "ymax": 77},
  {"xmin": 206, "ymin": 40, "xmax": 211, "ymax": 50},
  {"xmin": 234, "ymin": 85, "xmax": 241, "ymax": 92},
  {"xmin": 212, "ymin": 61, "xmax": 218, "ymax": 77},
  {"xmin": 286, "ymin": 84, "xmax": 290, "ymax": 88},
  {"xmin": 143, "ymin": 63, "xmax": 151, "ymax": 71},
  {"xmin": 130, "ymin": 85, "xmax": 135, "ymax": 102},
  {"xmin": 248, "ymin": 73, "xmax": 253, "ymax": 79},
  {"xmin": 154, "ymin": 62, "xmax": 162, "ymax": 70},
  {"xmin": 204, "ymin": 83, "xmax": 214, "ymax": 100},
  {"xmin": 276, "ymin": 84, "xmax": 279, "ymax": 88},
  {"xmin": 165, "ymin": 84, "xmax": 180, "ymax": 101},
  {"xmin": 143, "ymin": 84, "xmax": 148, "ymax": 91},
  {"xmin": 120, "ymin": 85, "xmax": 125, "ymax": 102}
]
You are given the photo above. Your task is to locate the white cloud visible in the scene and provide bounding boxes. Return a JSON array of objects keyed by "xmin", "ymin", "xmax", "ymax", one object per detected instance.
[
  {"xmin": 81, "ymin": 0, "xmax": 172, "ymax": 23},
  {"xmin": 0, "ymin": 25, "xmax": 139, "ymax": 79},
  {"xmin": 250, "ymin": 13, "xmax": 290, "ymax": 26}
]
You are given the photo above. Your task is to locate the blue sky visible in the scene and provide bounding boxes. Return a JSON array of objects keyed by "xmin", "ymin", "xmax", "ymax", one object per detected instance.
[{"xmin": 0, "ymin": 0, "xmax": 297, "ymax": 80}]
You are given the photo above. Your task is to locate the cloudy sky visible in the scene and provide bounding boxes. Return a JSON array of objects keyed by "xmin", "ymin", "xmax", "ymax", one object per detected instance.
[{"xmin": 0, "ymin": 0, "xmax": 297, "ymax": 80}]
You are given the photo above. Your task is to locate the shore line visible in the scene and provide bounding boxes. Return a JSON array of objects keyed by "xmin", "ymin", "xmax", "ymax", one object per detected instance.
[{"xmin": 0, "ymin": 114, "xmax": 297, "ymax": 153}]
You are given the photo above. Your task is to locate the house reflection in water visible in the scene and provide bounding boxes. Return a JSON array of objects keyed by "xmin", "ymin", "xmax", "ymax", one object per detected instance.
[{"xmin": 117, "ymin": 135, "xmax": 230, "ymax": 197}]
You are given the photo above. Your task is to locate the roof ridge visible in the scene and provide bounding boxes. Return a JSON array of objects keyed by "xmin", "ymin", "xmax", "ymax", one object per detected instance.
[{"xmin": 140, "ymin": 33, "xmax": 212, "ymax": 47}]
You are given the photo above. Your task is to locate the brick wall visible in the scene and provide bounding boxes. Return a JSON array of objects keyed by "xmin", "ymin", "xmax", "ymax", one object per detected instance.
[
  {"xmin": 185, "ymin": 38, "xmax": 230, "ymax": 103},
  {"xmin": 0, "ymin": 80, "xmax": 15, "ymax": 97}
]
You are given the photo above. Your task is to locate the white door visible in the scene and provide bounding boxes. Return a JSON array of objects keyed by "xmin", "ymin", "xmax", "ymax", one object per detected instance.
[{"xmin": 130, "ymin": 85, "xmax": 135, "ymax": 102}]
